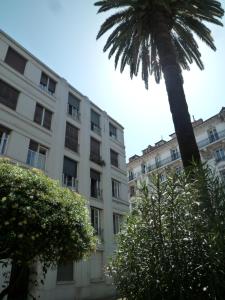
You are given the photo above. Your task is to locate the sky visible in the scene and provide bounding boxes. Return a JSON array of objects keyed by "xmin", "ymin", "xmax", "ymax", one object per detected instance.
[{"xmin": 0, "ymin": 0, "xmax": 225, "ymax": 160}]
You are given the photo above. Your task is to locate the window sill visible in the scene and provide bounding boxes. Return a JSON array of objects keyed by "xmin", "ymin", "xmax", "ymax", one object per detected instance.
[{"xmin": 56, "ymin": 280, "xmax": 75, "ymax": 285}]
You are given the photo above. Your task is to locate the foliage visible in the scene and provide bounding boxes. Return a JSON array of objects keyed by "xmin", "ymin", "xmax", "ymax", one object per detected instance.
[
  {"xmin": 95, "ymin": 0, "xmax": 224, "ymax": 88},
  {"xmin": 0, "ymin": 158, "xmax": 96, "ymax": 268},
  {"xmin": 108, "ymin": 166, "xmax": 225, "ymax": 299}
]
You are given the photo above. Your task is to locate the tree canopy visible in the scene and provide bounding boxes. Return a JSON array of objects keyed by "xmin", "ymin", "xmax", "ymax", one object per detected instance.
[
  {"xmin": 95, "ymin": 0, "xmax": 224, "ymax": 88},
  {"xmin": 0, "ymin": 158, "xmax": 96, "ymax": 267}
]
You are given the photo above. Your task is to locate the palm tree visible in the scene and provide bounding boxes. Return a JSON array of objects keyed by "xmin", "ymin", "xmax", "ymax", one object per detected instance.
[{"xmin": 95, "ymin": 0, "xmax": 224, "ymax": 168}]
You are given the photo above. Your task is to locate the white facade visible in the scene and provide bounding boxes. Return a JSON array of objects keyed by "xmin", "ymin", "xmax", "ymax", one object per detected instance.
[
  {"xmin": 127, "ymin": 108, "xmax": 225, "ymax": 198},
  {"xmin": 0, "ymin": 30, "xmax": 129, "ymax": 300}
]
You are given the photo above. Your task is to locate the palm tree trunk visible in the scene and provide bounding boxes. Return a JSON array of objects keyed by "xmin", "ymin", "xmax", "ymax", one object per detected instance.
[{"xmin": 153, "ymin": 11, "xmax": 201, "ymax": 168}]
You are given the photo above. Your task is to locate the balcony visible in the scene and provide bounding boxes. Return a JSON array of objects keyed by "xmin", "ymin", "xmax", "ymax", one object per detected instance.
[
  {"xmin": 90, "ymin": 153, "xmax": 105, "ymax": 166},
  {"xmin": 91, "ymin": 122, "xmax": 101, "ymax": 135},
  {"xmin": 26, "ymin": 149, "xmax": 46, "ymax": 170},
  {"xmin": 62, "ymin": 174, "xmax": 78, "ymax": 192},
  {"xmin": 128, "ymin": 173, "xmax": 136, "ymax": 181},
  {"xmin": 67, "ymin": 103, "xmax": 80, "ymax": 121},
  {"xmin": 197, "ymin": 129, "xmax": 225, "ymax": 149},
  {"xmin": 0, "ymin": 134, "xmax": 8, "ymax": 155}
]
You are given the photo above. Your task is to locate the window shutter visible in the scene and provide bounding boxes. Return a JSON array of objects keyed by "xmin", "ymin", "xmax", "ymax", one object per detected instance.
[
  {"xmin": 43, "ymin": 109, "xmax": 52, "ymax": 130},
  {"xmin": 91, "ymin": 110, "xmax": 100, "ymax": 127},
  {"xmin": 65, "ymin": 123, "xmax": 78, "ymax": 152},
  {"xmin": 34, "ymin": 103, "xmax": 43, "ymax": 125},
  {"xmin": 48, "ymin": 78, "xmax": 56, "ymax": 93},
  {"xmin": 68, "ymin": 93, "xmax": 80, "ymax": 110},
  {"xmin": 63, "ymin": 157, "xmax": 77, "ymax": 178},
  {"xmin": 0, "ymin": 79, "xmax": 19, "ymax": 110},
  {"xmin": 5, "ymin": 47, "xmax": 27, "ymax": 74},
  {"xmin": 90, "ymin": 138, "xmax": 100, "ymax": 156}
]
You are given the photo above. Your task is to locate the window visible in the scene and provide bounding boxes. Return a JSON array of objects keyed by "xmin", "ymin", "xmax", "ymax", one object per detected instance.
[
  {"xmin": 141, "ymin": 164, "xmax": 146, "ymax": 174},
  {"xmin": 214, "ymin": 148, "xmax": 225, "ymax": 162},
  {"xmin": 57, "ymin": 262, "xmax": 74, "ymax": 282},
  {"xmin": 208, "ymin": 128, "xmax": 219, "ymax": 143},
  {"xmin": 26, "ymin": 140, "xmax": 47, "ymax": 170},
  {"xmin": 110, "ymin": 149, "xmax": 118, "ymax": 167},
  {"xmin": 90, "ymin": 169, "xmax": 101, "ymax": 199},
  {"xmin": 109, "ymin": 123, "xmax": 117, "ymax": 139},
  {"xmin": 171, "ymin": 148, "xmax": 179, "ymax": 161},
  {"xmin": 129, "ymin": 186, "xmax": 135, "ymax": 197},
  {"xmin": 62, "ymin": 156, "xmax": 78, "ymax": 191},
  {"xmin": 40, "ymin": 72, "xmax": 56, "ymax": 95},
  {"xmin": 5, "ymin": 47, "xmax": 27, "ymax": 74},
  {"xmin": 91, "ymin": 110, "xmax": 101, "ymax": 135},
  {"xmin": 0, "ymin": 125, "xmax": 10, "ymax": 155},
  {"xmin": 0, "ymin": 79, "xmax": 19, "ymax": 110},
  {"xmin": 112, "ymin": 179, "xmax": 120, "ymax": 199},
  {"xmin": 155, "ymin": 155, "xmax": 161, "ymax": 168},
  {"xmin": 65, "ymin": 122, "xmax": 79, "ymax": 153},
  {"xmin": 128, "ymin": 170, "xmax": 134, "ymax": 181},
  {"xmin": 68, "ymin": 93, "xmax": 80, "ymax": 121},
  {"xmin": 90, "ymin": 138, "xmax": 102, "ymax": 165},
  {"xmin": 113, "ymin": 213, "xmax": 123, "ymax": 234},
  {"xmin": 90, "ymin": 252, "xmax": 103, "ymax": 281},
  {"xmin": 34, "ymin": 103, "xmax": 53, "ymax": 130},
  {"xmin": 90, "ymin": 206, "xmax": 102, "ymax": 235}
]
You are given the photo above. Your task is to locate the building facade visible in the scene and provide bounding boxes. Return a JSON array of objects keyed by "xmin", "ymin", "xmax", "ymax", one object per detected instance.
[
  {"xmin": 127, "ymin": 108, "xmax": 225, "ymax": 199},
  {"xmin": 0, "ymin": 30, "xmax": 129, "ymax": 300}
]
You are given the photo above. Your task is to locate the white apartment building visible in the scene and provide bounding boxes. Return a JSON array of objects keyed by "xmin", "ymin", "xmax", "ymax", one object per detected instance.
[
  {"xmin": 0, "ymin": 30, "xmax": 129, "ymax": 300},
  {"xmin": 127, "ymin": 108, "xmax": 225, "ymax": 198}
]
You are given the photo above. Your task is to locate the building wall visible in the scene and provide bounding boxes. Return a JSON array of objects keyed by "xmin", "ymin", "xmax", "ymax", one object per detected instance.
[
  {"xmin": 127, "ymin": 108, "xmax": 225, "ymax": 198},
  {"xmin": 0, "ymin": 30, "xmax": 129, "ymax": 300}
]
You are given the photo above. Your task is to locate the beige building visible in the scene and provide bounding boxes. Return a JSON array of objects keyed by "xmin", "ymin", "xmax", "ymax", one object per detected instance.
[
  {"xmin": 127, "ymin": 108, "xmax": 225, "ymax": 199},
  {"xmin": 0, "ymin": 30, "xmax": 129, "ymax": 300}
]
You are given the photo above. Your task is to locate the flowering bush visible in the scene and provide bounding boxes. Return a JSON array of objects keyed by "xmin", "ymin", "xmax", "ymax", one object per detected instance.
[
  {"xmin": 0, "ymin": 158, "xmax": 96, "ymax": 298},
  {"xmin": 109, "ymin": 166, "xmax": 225, "ymax": 300}
]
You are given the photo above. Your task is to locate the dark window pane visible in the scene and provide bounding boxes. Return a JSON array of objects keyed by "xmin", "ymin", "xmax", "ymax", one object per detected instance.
[
  {"xmin": 0, "ymin": 79, "xmax": 19, "ymax": 110},
  {"xmin": 90, "ymin": 138, "xmax": 101, "ymax": 162},
  {"xmin": 110, "ymin": 149, "xmax": 118, "ymax": 167},
  {"xmin": 29, "ymin": 140, "xmax": 38, "ymax": 151},
  {"xmin": 34, "ymin": 103, "xmax": 43, "ymax": 125},
  {"xmin": 65, "ymin": 123, "xmax": 78, "ymax": 152},
  {"xmin": 63, "ymin": 157, "xmax": 77, "ymax": 178},
  {"xmin": 43, "ymin": 109, "xmax": 52, "ymax": 130},
  {"xmin": 0, "ymin": 124, "xmax": 11, "ymax": 135},
  {"xmin": 91, "ymin": 110, "xmax": 100, "ymax": 127},
  {"xmin": 90, "ymin": 169, "xmax": 100, "ymax": 181},
  {"xmin": 40, "ymin": 72, "xmax": 48, "ymax": 86},
  {"xmin": 48, "ymin": 78, "xmax": 56, "ymax": 94},
  {"xmin": 5, "ymin": 47, "xmax": 27, "ymax": 74},
  {"xmin": 57, "ymin": 262, "xmax": 73, "ymax": 282}
]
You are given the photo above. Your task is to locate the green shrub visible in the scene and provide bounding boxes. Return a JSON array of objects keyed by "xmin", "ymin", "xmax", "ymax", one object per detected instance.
[{"xmin": 109, "ymin": 166, "xmax": 225, "ymax": 300}]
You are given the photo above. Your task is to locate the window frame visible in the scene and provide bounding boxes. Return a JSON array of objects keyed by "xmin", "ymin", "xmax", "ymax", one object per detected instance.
[
  {"xmin": 34, "ymin": 103, "xmax": 53, "ymax": 130},
  {"xmin": 112, "ymin": 179, "xmax": 120, "ymax": 199}
]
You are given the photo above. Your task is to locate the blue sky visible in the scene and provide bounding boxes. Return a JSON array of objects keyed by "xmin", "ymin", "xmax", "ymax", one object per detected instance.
[{"xmin": 0, "ymin": 0, "xmax": 225, "ymax": 160}]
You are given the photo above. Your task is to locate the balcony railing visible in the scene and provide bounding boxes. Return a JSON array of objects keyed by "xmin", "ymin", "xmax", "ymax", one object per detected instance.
[
  {"xmin": 91, "ymin": 188, "xmax": 103, "ymax": 200},
  {"xmin": 62, "ymin": 174, "xmax": 78, "ymax": 192},
  {"xmin": 0, "ymin": 135, "xmax": 8, "ymax": 155},
  {"xmin": 91, "ymin": 122, "xmax": 101, "ymax": 135},
  {"xmin": 26, "ymin": 149, "xmax": 46, "ymax": 170},
  {"xmin": 67, "ymin": 103, "xmax": 80, "ymax": 121},
  {"xmin": 197, "ymin": 129, "xmax": 225, "ymax": 149},
  {"xmin": 90, "ymin": 153, "xmax": 105, "ymax": 166}
]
